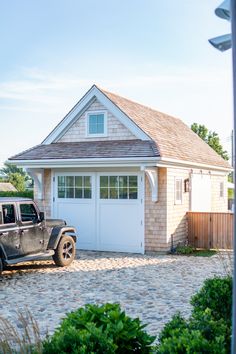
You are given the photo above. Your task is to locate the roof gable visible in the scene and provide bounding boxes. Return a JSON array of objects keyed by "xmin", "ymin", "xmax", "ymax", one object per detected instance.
[
  {"xmin": 57, "ymin": 98, "xmax": 136, "ymax": 143},
  {"xmin": 43, "ymin": 85, "xmax": 150, "ymax": 144}
]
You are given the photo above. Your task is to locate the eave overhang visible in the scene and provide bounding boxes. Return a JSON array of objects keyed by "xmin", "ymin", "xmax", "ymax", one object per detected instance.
[{"xmin": 7, "ymin": 156, "xmax": 231, "ymax": 173}]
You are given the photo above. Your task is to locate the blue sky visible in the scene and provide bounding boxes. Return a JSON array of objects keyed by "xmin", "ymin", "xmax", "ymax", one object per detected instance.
[{"xmin": 0, "ymin": 0, "xmax": 233, "ymax": 166}]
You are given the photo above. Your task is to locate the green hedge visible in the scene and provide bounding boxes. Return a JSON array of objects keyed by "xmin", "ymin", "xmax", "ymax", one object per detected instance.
[
  {"xmin": 42, "ymin": 303, "xmax": 155, "ymax": 354},
  {"xmin": 157, "ymin": 276, "xmax": 232, "ymax": 353},
  {"xmin": 0, "ymin": 190, "xmax": 34, "ymax": 199}
]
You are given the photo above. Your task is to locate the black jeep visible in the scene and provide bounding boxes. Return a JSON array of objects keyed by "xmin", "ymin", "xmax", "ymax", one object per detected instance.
[{"xmin": 0, "ymin": 198, "xmax": 77, "ymax": 273}]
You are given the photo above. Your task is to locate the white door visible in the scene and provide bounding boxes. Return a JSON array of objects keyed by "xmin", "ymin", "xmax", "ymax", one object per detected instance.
[
  {"xmin": 191, "ymin": 174, "xmax": 211, "ymax": 211},
  {"xmin": 97, "ymin": 173, "xmax": 143, "ymax": 253},
  {"xmin": 53, "ymin": 172, "xmax": 144, "ymax": 253},
  {"xmin": 54, "ymin": 173, "xmax": 97, "ymax": 250}
]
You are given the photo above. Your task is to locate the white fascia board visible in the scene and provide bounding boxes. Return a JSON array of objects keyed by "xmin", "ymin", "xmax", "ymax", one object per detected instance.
[
  {"xmin": 157, "ymin": 157, "xmax": 231, "ymax": 173},
  {"xmin": 42, "ymin": 85, "xmax": 150, "ymax": 144},
  {"xmin": 7, "ymin": 157, "xmax": 158, "ymax": 169}
]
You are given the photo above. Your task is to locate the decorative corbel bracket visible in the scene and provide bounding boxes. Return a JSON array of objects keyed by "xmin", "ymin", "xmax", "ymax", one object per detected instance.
[
  {"xmin": 26, "ymin": 168, "xmax": 44, "ymax": 200},
  {"xmin": 141, "ymin": 166, "xmax": 158, "ymax": 202}
]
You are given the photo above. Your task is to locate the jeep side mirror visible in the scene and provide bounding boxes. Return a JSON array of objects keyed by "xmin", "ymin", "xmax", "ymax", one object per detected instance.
[{"xmin": 39, "ymin": 212, "xmax": 45, "ymax": 222}]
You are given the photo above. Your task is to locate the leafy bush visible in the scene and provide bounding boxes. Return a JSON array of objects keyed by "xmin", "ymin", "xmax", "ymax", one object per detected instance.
[
  {"xmin": 0, "ymin": 190, "xmax": 33, "ymax": 198},
  {"xmin": 157, "ymin": 277, "xmax": 232, "ymax": 354},
  {"xmin": 42, "ymin": 303, "xmax": 155, "ymax": 354},
  {"xmin": 191, "ymin": 276, "xmax": 232, "ymax": 324},
  {"xmin": 175, "ymin": 245, "xmax": 194, "ymax": 255}
]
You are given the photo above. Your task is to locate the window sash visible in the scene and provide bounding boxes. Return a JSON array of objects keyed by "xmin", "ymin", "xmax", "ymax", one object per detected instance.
[
  {"xmin": 175, "ymin": 178, "xmax": 182, "ymax": 204},
  {"xmin": 88, "ymin": 114, "xmax": 105, "ymax": 135},
  {"xmin": 100, "ymin": 176, "xmax": 138, "ymax": 200},
  {"xmin": 58, "ymin": 176, "xmax": 92, "ymax": 199}
]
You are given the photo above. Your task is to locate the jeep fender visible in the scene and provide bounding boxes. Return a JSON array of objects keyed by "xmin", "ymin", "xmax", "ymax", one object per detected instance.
[{"xmin": 47, "ymin": 226, "xmax": 77, "ymax": 250}]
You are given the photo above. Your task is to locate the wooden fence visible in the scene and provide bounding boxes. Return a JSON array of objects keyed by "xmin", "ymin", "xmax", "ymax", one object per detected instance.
[{"xmin": 187, "ymin": 212, "xmax": 233, "ymax": 249}]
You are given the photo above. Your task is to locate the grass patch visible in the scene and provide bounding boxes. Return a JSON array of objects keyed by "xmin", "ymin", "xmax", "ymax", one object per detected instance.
[
  {"xmin": 192, "ymin": 249, "xmax": 217, "ymax": 257},
  {"xmin": 175, "ymin": 245, "xmax": 217, "ymax": 257}
]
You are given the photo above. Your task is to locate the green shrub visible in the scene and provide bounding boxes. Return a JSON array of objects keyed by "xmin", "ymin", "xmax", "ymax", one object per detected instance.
[
  {"xmin": 175, "ymin": 245, "xmax": 194, "ymax": 255},
  {"xmin": 157, "ymin": 277, "xmax": 232, "ymax": 354},
  {"xmin": 0, "ymin": 190, "xmax": 33, "ymax": 199},
  {"xmin": 157, "ymin": 327, "xmax": 226, "ymax": 354},
  {"xmin": 42, "ymin": 303, "xmax": 155, "ymax": 354},
  {"xmin": 191, "ymin": 276, "xmax": 232, "ymax": 324}
]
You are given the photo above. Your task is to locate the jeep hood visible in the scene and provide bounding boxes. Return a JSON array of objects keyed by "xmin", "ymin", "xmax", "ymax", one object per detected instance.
[{"xmin": 45, "ymin": 219, "xmax": 66, "ymax": 227}]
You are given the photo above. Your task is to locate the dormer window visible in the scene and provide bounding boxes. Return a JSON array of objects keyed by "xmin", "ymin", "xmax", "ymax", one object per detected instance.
[{"xmin": 87, "ymin": 111, "xmax": 107, "ymax": 137}]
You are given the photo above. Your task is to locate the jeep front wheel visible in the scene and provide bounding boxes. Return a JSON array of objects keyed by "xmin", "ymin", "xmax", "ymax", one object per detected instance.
[{"xmin": 53, "ymin": 235, "xmax": 76, "ymax": 267}]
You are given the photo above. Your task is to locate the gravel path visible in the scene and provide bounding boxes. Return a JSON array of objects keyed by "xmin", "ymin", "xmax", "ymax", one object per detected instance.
[{"xmin": 0, "ymin": 251, "xmax": 228, "ymax": 339}]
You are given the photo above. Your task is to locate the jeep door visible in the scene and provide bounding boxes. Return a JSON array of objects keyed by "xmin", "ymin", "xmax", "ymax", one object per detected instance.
[
  {"xmin": 0, "ymin": 203, "xmax": 21, "ymax": 259},
  {"xmin": 18, "ymin": 202, "xmax": 45, "ymax": 255}
]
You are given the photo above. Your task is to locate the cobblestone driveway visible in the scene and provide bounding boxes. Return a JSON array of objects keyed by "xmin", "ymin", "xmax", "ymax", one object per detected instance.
[{"xmin": 0, "ymin": 251, "xmax": 226, "ymax": 338}]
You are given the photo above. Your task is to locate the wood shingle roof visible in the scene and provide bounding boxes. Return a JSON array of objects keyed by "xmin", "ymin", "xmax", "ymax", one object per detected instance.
[{"xmin": 100, "ymin": 88, "xmax": 230, "ymax": 169}]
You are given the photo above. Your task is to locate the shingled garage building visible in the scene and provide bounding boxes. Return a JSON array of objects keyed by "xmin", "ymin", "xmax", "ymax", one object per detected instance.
[{"xmin": 9, "ymin": 85, "xmax": 230, "ymax": 253}]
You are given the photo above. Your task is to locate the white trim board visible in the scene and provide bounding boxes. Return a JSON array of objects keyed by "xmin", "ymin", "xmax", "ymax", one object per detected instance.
[{"xmin": 42, "ymin": 85, "xmax": 150, "ymax": 144}]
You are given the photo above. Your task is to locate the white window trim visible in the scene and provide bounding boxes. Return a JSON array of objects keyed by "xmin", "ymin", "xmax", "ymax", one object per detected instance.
[
  {"xmin": 86, "ymin": 110, "xmax": 108, "ymax": 138},
  {"xmin": 174, "ymin": 177, "xmax": 183, "ymax": 205}
]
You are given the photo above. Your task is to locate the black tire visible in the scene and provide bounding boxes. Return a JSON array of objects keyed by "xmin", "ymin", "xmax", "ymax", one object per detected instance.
[{"xmin": 53, "ymin": 235, "xmax": 76, "ymax": 267}]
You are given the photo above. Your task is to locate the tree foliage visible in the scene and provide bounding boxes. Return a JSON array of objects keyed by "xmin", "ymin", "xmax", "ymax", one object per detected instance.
[
  {"xmin": 8, "ymin": 173, "xmax": 26, "ymax": 192},
  {"xmin": 191, "ymin": 123, "xmax": 229, "ymax": 161},
  {"xmin": 1, "ymin": 162, "xmax": 27, "ymax": 178},
  {"xmin": 0, "ymin": 163, "xmax": 33, "ymax": 191}
]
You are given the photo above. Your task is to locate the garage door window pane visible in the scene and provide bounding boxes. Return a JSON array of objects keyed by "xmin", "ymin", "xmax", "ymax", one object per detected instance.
[
  {"xmin": 119, "ymin": 188, "xmax": 128, "ymax": 199},
  {"xmin": 84, "ymin": 188, "xmax": 92, "ymax": 199},
  {"xmin": 129, "ymin": 188, "xmax": 138, "ymax": 199},
  {"xmin": 84, "ymin": 176, "xmax": 91, "ymax": 188},
  {"xmin": 58, "ymin": 176, "xmax": 65, "ymax": 187},
  {"xmin": 119, "ymin": 176, "xmax": 127, "ymax": 188},
  {"xmin": 110, "ymin": 176, "xmax": 119, "ymax": 188},
  {"xmin": 129, "ymin": 176, "xmax": 137, "ymax": 187},
  {"xmin": 66, "ymin": 188, "xmax": 74, "ymax": 198},
  {"xmin": 58, "ymin": 188, "xmax": 66, "ymax": 198},
  {"xmin": 66, "ymin": 176, "xmax": 74, "ymax": 187},
  {"xmin": 75, "ymin": 176, "xmax": 82, "ymax": 187},
  {"xmin": 100, "ymin": 188, "xmax": 109, "ymax": 199},
  {"xmin": 110, "ymin": 188, "xmax": 118, "ymax": 199},
  {"xmin": 100, "ymin": 175, "xmax": 138, "ymax": 200},
  {"xmin": 58, "ymin": 176, "xmax": 92, "ymax": 199},
  {"xmin": 75, "ymin": 188, "xmax": 83, "ymax": 198},
  {"xmin": 100, "ymin": 176, "xmax": 108, "ymax": 187}
]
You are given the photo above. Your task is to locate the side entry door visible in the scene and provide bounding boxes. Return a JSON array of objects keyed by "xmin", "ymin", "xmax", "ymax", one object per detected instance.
[
  {"xmin": 18, "ymin": 202, "xmax": 45, "ymax": 255},
  {"xmin": 0, "ymin": 203, "xmax": 21, "ymax": 259}
]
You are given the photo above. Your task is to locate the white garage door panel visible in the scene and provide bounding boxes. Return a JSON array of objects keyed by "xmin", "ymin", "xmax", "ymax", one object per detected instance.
[
  {"xmin": 56, "ymin": 202, "xmax": 96, "ymax": 249},
  {"xmin": 99, "ymin": 203, "xmax": 141, "ymax": 252},
  {"xmin": 54, "ymin": 172, "xmax": 144, "ymax": 254},
  {"xmin": 191, "ymin": 174, "xmax": 211, "ymax": 212}
]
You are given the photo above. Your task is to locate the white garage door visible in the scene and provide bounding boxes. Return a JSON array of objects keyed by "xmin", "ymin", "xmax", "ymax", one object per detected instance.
[
  {"xmin": 191, "ymin": 174, "xmax": 211, "ymax": 212},
  {"xmin": 53, "ymin": 172, "xmax": 144, "ymax": 253}
]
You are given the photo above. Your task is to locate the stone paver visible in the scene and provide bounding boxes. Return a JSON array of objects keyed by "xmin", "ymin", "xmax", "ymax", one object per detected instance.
[{"xmin": 0, "ymin": 251, "xmax": 228, "ymax": 339}]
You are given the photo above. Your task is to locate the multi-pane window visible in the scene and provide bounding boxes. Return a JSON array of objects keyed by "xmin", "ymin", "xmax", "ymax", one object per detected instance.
[
  {"xmin": 88, "ymin": 113, "xmax": 105, "ymax": 135},
  {"xmin": 58, "ymin": 176, "xmax": 92, "ymax": 199},
  {"xmin": 100, "ymin": 176, "xmax": 138, "ymax": 200},
  {"xmin": 175, "ymin": 178, "xmax": 182, "ymax": 204}
]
